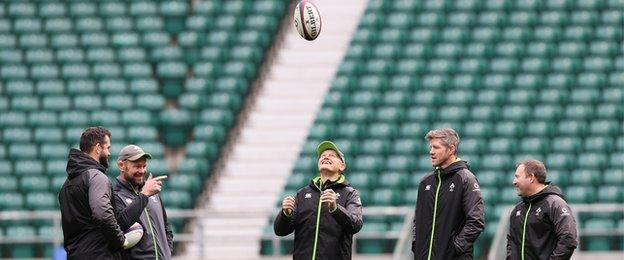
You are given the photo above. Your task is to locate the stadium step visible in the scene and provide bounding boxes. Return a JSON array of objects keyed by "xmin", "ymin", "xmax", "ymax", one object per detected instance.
[{"xmin": 178, "ymin": 1, "xmax": 367, "ymax": 259}]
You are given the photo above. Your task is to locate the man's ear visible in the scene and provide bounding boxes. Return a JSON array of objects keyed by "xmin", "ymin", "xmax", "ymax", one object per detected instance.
[{"xmin": 117, "ymin": 160, "xmax": 124, "ymax": 171}]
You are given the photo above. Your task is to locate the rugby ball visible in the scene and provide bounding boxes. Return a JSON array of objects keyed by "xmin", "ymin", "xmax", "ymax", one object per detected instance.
[
  {"xmin": 293, "ymin": 0, "xmax": 322, "ymax": 41},
  {"xmin": 123, "ymin": 222, "xmax": 144, "ymax": 249}
]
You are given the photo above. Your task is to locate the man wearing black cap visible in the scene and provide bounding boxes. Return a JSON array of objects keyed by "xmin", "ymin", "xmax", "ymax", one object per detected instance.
[
  {"xmin": 274, "ymin": 141, "xmax": 363, "ymax": 260},
  {"xmin": 113, "ymin": 144, "xmax": 174, "ymax": 260}
]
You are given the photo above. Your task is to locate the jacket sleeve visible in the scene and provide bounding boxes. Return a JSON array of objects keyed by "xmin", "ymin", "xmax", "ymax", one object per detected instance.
[
  {"xmin": 160, "ymin": 196, "xmax": 174, "ymax": 252},
  {"xmin": 330, "ymin": 188, "xmax": 363, "ymax": 234},
  {"xmin": 88, "ymin": 171, "xmax": 125, "ymax": 249},
  {"xmin": 548, "ymin": 197, "xmax": 578, "ymax": 260},
  {"xmin": 274, "ymin": 194, "xmax": 297, "ymax": 236},
  {"xmin": 453, "ymin": 172, "xmax": 485, "ymax": 254},
  {"xmin": 113, "ymin": 190, "xmax": 149, "ymax": 231}
]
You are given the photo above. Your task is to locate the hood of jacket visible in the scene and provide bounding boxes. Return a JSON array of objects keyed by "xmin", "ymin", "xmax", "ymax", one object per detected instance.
[
  {"xmin": 66, "ymin": 148, "xmax": 107, "ymax": 179},
  {"xmin": 436, "ymin": 159, "xmax": 469, "ymax": 177},
  {"xmin": 309, "ymin": 175, "xmax": 349, "ymax": 191},
  {"xmin": 521, "ymin": 184, "xmax": 564, "ymax": 203}
]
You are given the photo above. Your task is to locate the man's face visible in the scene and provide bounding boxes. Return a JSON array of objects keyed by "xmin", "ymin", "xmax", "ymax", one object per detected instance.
[
  {"xmin": 318, "ymin": 149, "xmax": 345, "ymax": 173},
  {"xmin": 429, "ymin": 139, "xmax": 454, "ymax": 167},
  {"xmin": 98, "ymin": 135, "xmax": 111, "ymax": 168},
  {"xmin": 513, "ymin": 164, "xmax": 533, "ymax": 196},
  {"xmin": 119, "ymin": 157, "xmax": 148, "ymax": 187}
]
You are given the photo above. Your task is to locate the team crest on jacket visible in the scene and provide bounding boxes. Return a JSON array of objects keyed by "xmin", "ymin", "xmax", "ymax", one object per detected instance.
[
  {"xmin": 125, "ymin": 198, "xmax": 133, "ymax": 204},
  {"xmin": 425, "ymin": 185, "xmax": 431, "ymax": 191},
  {"xmin": 516, "ymin": 210, "xmax": 521, "ymax": 216},
  {"xmin": 535, "ymin": 207, "xmax": 542, "ymax": 216},
  {"xmin": 305, "ymin": 193, "xmax": 312, "ymax": 199},
  {"xmin": 449, "ymin": 183, "xmax": 455, "ymax": 192}
]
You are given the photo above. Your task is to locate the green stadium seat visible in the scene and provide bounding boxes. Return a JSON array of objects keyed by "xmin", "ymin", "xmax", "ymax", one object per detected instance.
[
  {"xmin": 127, "ymin": 126, "xmax": 158, "ymax": 142},
  {"xmin": 0, "ymin": 176, "xmax": 18, "ymax": 191},
  {"xmin": 39, "ymin": 3, "xmax": 66, "ymax": 18},
  {"xmin": 6, "ymin": 225, "xmax": 36, "ymax": 258},
  {"xmin": 73, "ymin": 96, "xmax": 102, "ymax": 111},
  {"xmin": 378, "ymin": 171, "xmax": 409, "ymax": 188},
  {"xmin": 160, "ymin": 190, "xmax": 192, "ymax": 209},
  {"xmin": 0, "ymin": 161, "xmax": 12, "ymax": 176},
  {"xmin": 352, "ymin": 156, "xmax": 384, "ymax": 172},
  {"xmin": 3, "ymin": 127, "xmax": 32, "ymax": 143},
  {"xmin": 349, "ymin": 172, "xmax": 375, "ymax": 189},
  {"xmin": 391, "ymin": 139, "xmax": 423, "ymax": 155},
  {"xmin": 371, "ymin": 189, "xmax": 401, "ymax": 206},
  {"xmin": 34, "ymin": 128, "xmax": 63, "ymax": 144},
  {"xmin": 566, "ymin": 186, "xmax": 596, "ymax": 203},
  {"xmin": 9, "ymin": 144, "xmax": 38, "ymax": 159},
  {"xmin": 90, "ymin": 110, "xmax": 120, "ymax": 126},
  {"xmin": 597, "ymin": 186, "xmax": 622, "ymax": 203},
  {"xmin": 552, "ymin": 137, "xmax": 582, "ymax": 153},
  {"xmin": 20, "ymin": 176, "xmax": 49, "ymax": 192},
  {"xmin": 121, "ymin": 110, "xmax": 154, "ymax": 126},
  {"xmin": 0, "ymin": 193, "xmax": 24, "ymax": 210},
  {"xmin": 584, "ymin": 219, "xmax": 615, "ymax": 251},
  {"xmin": 603, "ymin": 169, "xmax": 624, "ymax": 186},
  {"xmin": 40, "ymin": 143, "xmax": 67, "ymax": 159}
]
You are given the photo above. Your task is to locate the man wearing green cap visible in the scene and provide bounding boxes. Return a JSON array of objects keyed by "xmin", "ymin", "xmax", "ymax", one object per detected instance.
[
  {"xmin": 274, "ymin": 141, "xmax": 363, "ymax": 260},
  {"xmin": 112, "ymin": 144, "xmax": 174, "ymax": 260}
]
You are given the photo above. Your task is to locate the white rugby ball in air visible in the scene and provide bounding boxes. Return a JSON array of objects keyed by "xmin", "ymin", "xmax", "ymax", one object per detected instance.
[
  {"xmin": 123, "ymin": 222, "xmax": 144, "ymax": 249},
  {"xmin": 293, "ymin": 0, "xmax": 322, "ymax": 41}
]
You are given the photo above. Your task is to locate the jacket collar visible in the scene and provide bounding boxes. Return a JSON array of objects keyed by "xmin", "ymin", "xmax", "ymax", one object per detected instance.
[{"xmin": 310, "ymin": 175, "xmax": 348, "ymax": 191}]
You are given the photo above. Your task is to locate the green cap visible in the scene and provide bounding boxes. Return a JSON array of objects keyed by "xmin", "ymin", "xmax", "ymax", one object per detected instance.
[
  {"xmin": 316, "ymin": 141, "xmax": 345, "ymax": 163},
  {"xmin": 117, "ymin": 145, "xmax": 152, "ymax": 161}
]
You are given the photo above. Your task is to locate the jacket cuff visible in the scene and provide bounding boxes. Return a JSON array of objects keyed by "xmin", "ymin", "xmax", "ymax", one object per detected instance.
[{"xmin": 282, "ymin": 209, "xmax": 293, "ymax": 218}]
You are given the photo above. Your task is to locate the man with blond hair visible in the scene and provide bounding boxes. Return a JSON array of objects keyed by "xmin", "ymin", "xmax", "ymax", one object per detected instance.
[{"xmin": 412, "ymin": 128, "xmax": 485, "ymax": 260}]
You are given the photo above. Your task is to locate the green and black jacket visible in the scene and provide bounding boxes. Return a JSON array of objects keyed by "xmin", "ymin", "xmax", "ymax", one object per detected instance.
[
  {"xmin": 274, "ymin": 175, "xmax": 363, "ymax": 260},
  {"xmin": 412, "ymin": 160, "xmax": 485, "ymax": 260},
  {"xmin": 506, "ymin": 185, "xmax": 578, "ymax": 260}
]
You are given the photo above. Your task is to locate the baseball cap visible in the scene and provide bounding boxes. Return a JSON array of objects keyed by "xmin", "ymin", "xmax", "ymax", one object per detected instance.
[
  {"xmin": 117, "ymin": 145, "xmax": 152, "ymax": 161},
  {"xmin": 316, "ymin": 141, "xmax": 345, "ymax": 163}
]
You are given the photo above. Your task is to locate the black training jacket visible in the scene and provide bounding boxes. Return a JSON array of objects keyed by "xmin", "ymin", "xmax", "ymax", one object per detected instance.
[
  {"xmin": 412, "ymin": 160, "xmax": 485, "ymax": 260},
  {"xmin": 506, "ymin": 185, "xmax": 578, "ymax": 260},
  {"xmin": 113, "ymin": 177, "xmax": 174, "ymax": 260},
  {"xmin": 58, "ymin": 149, "xmax": 125, "ymax": 260},
  {"xmin": 274, "ymin": 175, "xmax": 363, "ymax": 260}
]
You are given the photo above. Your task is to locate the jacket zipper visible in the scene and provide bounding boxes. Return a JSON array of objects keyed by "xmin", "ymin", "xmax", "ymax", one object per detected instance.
[
  {"xmin": 132, "ymin": 188, "xmax": 159, "ymax": 260},
  {"xmin": 311, "ymin": 181, "xmax": 324, "ymax": 260},
  {"xmin": 521, "ymin": 203, "xmax": 532, "ymax": 260},
  {"xmin": 427, "ymin": 170, "xmax": 442, "ymax": 260}
]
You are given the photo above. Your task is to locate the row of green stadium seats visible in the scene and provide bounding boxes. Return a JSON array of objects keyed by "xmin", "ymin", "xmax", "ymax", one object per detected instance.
[
  {"xmin": 0, "ymin": 96, "xmax": 241, "ymax": 117},
  {"xmin": 293, "ymin": 152, "xmax": 624, "ymax": 172},
  {"xmin": 347, "ymin": 42, "xmax": 621, "ymax": 61},
  {"xmin": 0, "ymin": 61, "xmax": 258, "ymax": 80},
  {"xmin": 0, "ymin": 109, "xmax": 234, "ymax": 129},
  {"xmin": 365, "ymin": 0, "xmax": 624, "ymax": 12},
  {"xmin": 0, "ymin": 1, "xmax": 284, "ymax": 19},
  {"xmin": 0, "ymin": 13, "xmax": 279, "ymax": 35},
  {"xmin": 0, "ymin": 44, "xmax": 268, "ymax": 66},
  {"xmin": 362, "ymin": 7, "xmax": 621, "ymax": 26},
  {"xmin": 331, "ymin": 73, "xmax": 623, "ymax": 91},
  {"xmin": 339, "ymin": 57, "xmax": 623, "ymax": 75},
  {"xmin": 0, "ymin": 77, "xmax": 250, "ymax": 98},
  {"xmin": 315, "ymin": 103, "xmax": 622, "ymax": 122},
  {"xmin": 307, "ymin": 121, "xmax": 621, "ymax": 139},
  {"xmin": 0, "ymin": 30, "xmax": 271, "ymax": 50},
  {"xmin": 0, "ymin": 138, "xmax": 223, "ymax": 160},
  {"xmin": 354, "ymin": 28, "xmax": 621, "ymax": 48},
  {"xmin": 1, "ymin": 91, "xmax": 245, "ymax": 111}
]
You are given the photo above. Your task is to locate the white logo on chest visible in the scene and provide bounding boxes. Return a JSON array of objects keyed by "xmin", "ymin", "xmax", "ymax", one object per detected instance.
[
  {"xmin": 425, "ymin": 185, "xmax": 431, "ymax": 191},
  {"xmin": 125, "ymin": 198, "xmax": 133, "ymax": 204},
  {"xmin": 305, "ymin": 193, "xmax": 312, "ymax": 199},
  {"xmin": 449, "ymin": 183, "xmax": 455, "ymax": 192},
  {"xmin": 516, "ymin": 210, "xmax": 521, "ymax": 217},
  {"xmin": 535, "ymin": 207, "xmax": 542, "ymax": 216}
]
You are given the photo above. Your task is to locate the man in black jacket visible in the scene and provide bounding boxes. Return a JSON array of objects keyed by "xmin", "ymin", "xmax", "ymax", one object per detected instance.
[
  {"xmin": 274, "ymin": 141, "xmax": 363, "ymax": 260},
  {"xmin": 412, "ymin": 128, "xmax": 485, "ymax": 260},
  {"xmin": 58, "ymin": 126, "xmax": 127, "ymax": 259},
  {"xmin": 506, "ymin": 159, "xmax": 578, "ymax": 260},
  {"xmin": 113, "ymin": 144, "xmax": 173, "ymax": 260}
]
